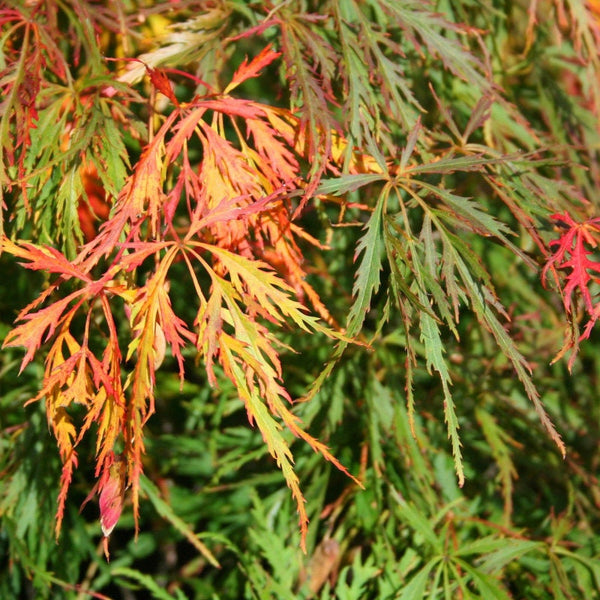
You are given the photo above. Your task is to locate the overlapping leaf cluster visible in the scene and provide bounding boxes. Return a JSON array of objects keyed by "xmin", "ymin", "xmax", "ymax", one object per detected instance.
[
  {"xmin": 2, "ymin": 0, "xmax": 600, "ymax": 598},
  {"xmin": 1, "ymin": 10, "xmax": 356, "ymax": 550}
]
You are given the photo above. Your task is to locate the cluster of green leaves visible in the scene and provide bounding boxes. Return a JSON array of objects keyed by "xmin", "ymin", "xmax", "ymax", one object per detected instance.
[{"xmin": 2, "ymin": 0, "xmax": 600, "ymax": 598}]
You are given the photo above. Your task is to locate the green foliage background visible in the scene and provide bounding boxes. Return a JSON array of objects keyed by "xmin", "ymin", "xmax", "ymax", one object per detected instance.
[{"xmin": 2, "ymin": 0, "xmax": 600, "ymax": 598}]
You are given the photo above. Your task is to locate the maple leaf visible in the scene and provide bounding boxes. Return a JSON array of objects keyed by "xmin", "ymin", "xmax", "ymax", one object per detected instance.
[
  {"xmin": 3, "ymin": 293, "xmax": 79, "ymax": 373},
  {"xmin": 543, "ymin": 211, "xmax": 600, "ymax": 365}
]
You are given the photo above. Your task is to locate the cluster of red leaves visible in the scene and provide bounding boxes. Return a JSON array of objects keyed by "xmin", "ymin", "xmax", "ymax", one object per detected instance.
[
  {"xmin": 1, "ymin": 45, "xmax": 363, "ymax": 555},
  {"xmin": 543, "ymin": 211, "xmax": 600, "ymax": 367}
]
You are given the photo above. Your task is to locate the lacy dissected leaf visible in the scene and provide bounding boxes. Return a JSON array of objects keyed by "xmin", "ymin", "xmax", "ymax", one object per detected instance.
[
  {"xmin": 328, "ymin": 153, "xmax": 567, "ymax": 478},
  {"xmin": 334, "ymin": 0, "xmax": 420, "ymax": 159},
  {"xmin": 543, "ymin": 212, "xmax": 600, "ymax": 314},
  {"xmin": 0, "ymin": 7, "xmax": 68, "ymax": 186},
  {"xmin": 176, "ymin": 242, "xmax": 359, "ymax": 548},
  {"xmin": 276, "ymin": 10, "xmax": 339, "ymax": 176},
  {"xmin": 3, "ymin": 294, "xmax": 78, "ymax": 373},
  {"xmin": 543, "ymin": 211, "xmax": 600, "ymax": 364},
  {"xmin": 346, "ymin": 187, "xmax": 387, "ymax": 338},
  {"xmin": 0, "ymin": 240, "xmax": 132, "ymax": 534},
  {"xmin": 438, "ymin": 223, "xmax": 566, "ymax": 459},
  {"xmin": 418, "ymin": 296, "xmax": 464, "ymax": 485},
  {"xmin": 377, "ymin": 0, "xmax": 490, "ymax": 89}
]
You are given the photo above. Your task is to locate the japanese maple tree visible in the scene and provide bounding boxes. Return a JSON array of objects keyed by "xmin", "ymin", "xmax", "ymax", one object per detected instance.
[{"xmin": 2, "ymin": 1, "xmax": 600, "ymax": 598}]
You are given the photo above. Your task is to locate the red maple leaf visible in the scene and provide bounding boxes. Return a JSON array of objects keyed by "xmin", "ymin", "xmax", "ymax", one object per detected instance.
[{"xmin": 543, "ymin": 211, "xmax": 600, "ymax": 349}]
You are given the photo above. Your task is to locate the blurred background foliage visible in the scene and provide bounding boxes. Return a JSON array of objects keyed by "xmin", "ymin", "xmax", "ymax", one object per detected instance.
[{"xmin": 2, "ymin": 0, "xmax": 600, "ymax": 598}]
